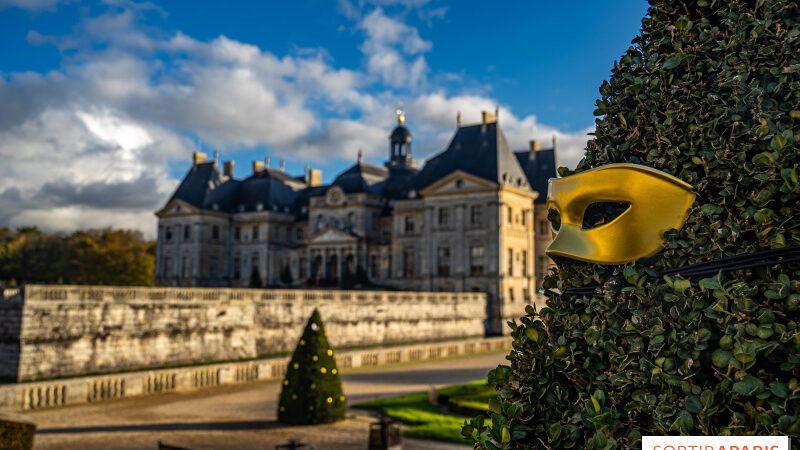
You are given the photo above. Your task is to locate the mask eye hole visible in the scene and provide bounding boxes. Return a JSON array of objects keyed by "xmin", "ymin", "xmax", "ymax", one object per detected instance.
[
  {"xmin": 582, "ymin": 202, "xmax": 630, "ymax": 229},
  {"xmin": 547, "ymin": 209, "xmax": 561, "ymax": 231}
]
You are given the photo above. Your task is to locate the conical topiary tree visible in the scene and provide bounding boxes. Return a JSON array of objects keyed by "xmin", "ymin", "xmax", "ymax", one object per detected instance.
[
  {"xmin": 465, "ymin": 0, "xmax": 799, "ymax": 448},
  {"xmin": 278, "ymin": 309, "xmax": 346, "ymax": 425}
]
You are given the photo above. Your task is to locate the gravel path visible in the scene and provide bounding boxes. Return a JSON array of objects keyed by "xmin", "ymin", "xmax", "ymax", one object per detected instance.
[{"xmin": 25, "ymin": 352, "xmax": 506, "ymax": 449}]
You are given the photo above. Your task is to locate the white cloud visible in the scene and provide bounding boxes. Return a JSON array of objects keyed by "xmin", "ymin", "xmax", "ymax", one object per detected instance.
[
  {"xmin": 0, "ymin": 1, "xmax": 592, "ymax": 236},
  {"xmin": 0, "ymin": 108, "xmax": 182, "ymax": 235},
  {"xmin": 0, "ymin": 0, "xmax": 71, "ymax": 12},
  {"xmin": 358, "ymin": 8, "xmax": 431, "ymax": 88},
  {"xmin": 409, "ymin": 92, "xmax": 590, "ymax": 168}
]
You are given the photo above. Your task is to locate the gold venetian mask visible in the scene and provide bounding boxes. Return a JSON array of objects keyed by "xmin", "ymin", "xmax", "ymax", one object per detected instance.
[{"xmin": 545, "ymin": 164, "xmax": 695, "ymax": 265}]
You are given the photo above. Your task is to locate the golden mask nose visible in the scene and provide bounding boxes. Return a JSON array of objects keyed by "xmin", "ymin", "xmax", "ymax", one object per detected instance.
[{"xmin": 546, "ymin": 164, "xmax": 695, "ymax": 265}]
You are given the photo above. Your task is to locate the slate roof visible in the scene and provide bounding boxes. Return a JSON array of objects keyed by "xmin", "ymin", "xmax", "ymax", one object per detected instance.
[
  {"xmin": 167, "ymin": 162, "xmax": 227, "ymax": 210},
  {"xmin": 332, "ymin": 162, "xmax": 388, "ymax": 195},
  {"xmin": 237, "ymin": 168, "xmax": 306, "ymax": 213},
  {"xmin": 163, "ymin": 120, "xmax": 556, "ymax": 220},
  {"xmin": 413, "ymin": 122, "xmax": 530, "ymax": 190},
  {"xmin": 390, "ymin": 125, "xmax": 412, "ymax": 143},
  {"xmin": 515, "ymin": 148, "xmax": 557, "ymax": 204},
  {"xmin": 380, "ymin": 165, "xmax": 419, "ymax": 199}
]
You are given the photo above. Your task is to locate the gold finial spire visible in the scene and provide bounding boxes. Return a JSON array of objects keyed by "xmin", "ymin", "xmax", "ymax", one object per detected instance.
[
  {"xmin": 358, "ymin": 149, "xmax": 363, "ymax": 163},
  {"xmin": 456, "ymin": 111, "xmax": 462, "ymax": 127},
  {"xmin": 396, "ymin": 108, "xmax": 405, "ymax": 125}
]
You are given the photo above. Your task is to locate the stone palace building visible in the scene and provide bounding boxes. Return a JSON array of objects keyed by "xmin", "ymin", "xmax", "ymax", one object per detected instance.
[{"xmin": 155, "ymin": 110, "xmax": 557, "ymax": 332}]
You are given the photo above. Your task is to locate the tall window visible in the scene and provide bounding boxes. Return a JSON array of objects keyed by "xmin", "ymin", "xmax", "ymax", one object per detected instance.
[
  {"xmin": 370, "ymin": 254, "xmax": 379, "ymax": 278},
  {"xmin": 299, "ymin": 258, "xmax": 307, "ymax": 278},
  {"xmin": 403, "ymin": 249, "xmax": 415, "ymax": 278},
  {"xmin": 165, "ymin": 227, "xmax": 173, "ymax": 241},
  {"xmin": 509, "ymin": 288, "xmax": 515, "ymax": 302},
  {"xmin": 470, "ymin": 205, "xmax": 482, "ymax": 225},
  {"xmin": 234, "ymin": 227, "xmax": 241, "ymax": 241},
  {"xmin": 382, "ymin": 223, "xmax": 391, "ymax": 240},
  {"xmin": 212, "ymin": 225, "xmax": 219, "ymax": 241},
  {"xmin": 252, "ymin": 252, "xmax": 259, "ymax": 273},
  {"xmin": 540, "ymin": 256, "xmax": 550, "ymax": 276},
  {"xmin": 404, "ymin": 216, "xmax": 415, "ymax": 234},
  {"xmin": 438, "ymin": 207, "xmax": 449, "ymax": 226},
  {"xmin": 522, "ymin": 250, "xmax": 528, "ymax": 276},
  {"xmin": 210, "ymin": 257, "xmax": 218, "ymax": 279},
  {"xmin": 521, "ymin": 210, "xmax": 527, "ymax": 226},
  {"xmin": 507, "ymin": 206, "xmax": 513, "ymax": 224},
  {"xmin": 252, "ymin": 225, "xmax": 259, "ymax": 241},
  {"xmin": 233, "ymin": 257, "xmax": 241, "ymax": 280},
  {"xmin": 539, "ymin": 219, "xmax": 550, "ymax": 236},
  {"xmin": 470, "ymin": 246, "xmax": 484, "ymax": 276},
  {"xmin": 437, "ymin": 247, "xmax": 450, "ymax": 277},
  {"xmin": 296, "ymin": 228, "xmax": 303, "ymax": 241},
  {"xmin": 508, "ymin": 248, "xmax": 514, "ymax": 276},
  {"xmin": 183, "ymin": 225, "xmax": 191, "ymax": 240},
  {"xmin": 164, "ymin": 257, "xmax": 172, "ymax": 277},
  {"xmin": 182, "ymin": 256, "xmax": 189, "ymax": 278}
]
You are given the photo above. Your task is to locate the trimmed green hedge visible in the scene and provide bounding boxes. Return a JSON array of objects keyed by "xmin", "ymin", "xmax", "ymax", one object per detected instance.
[
  {"xmin": 0, "ymin": 412, "xmax": 36, "ymax": 450},
  {"xmin": 465, "ymin": 0, "xmax": 800, "ymax": 448},
  {"xmin": 278, "ymin": 309, "xmax": 346, "ymax": 425}
]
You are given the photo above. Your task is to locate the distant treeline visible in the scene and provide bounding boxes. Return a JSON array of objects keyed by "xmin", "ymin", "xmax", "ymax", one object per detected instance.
[{"xmin": 0, "ymin": 227, "xmax": 155, "ymax": 286}]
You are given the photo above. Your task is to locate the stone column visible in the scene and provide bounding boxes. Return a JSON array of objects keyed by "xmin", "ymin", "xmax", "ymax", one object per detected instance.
[
  {"xmin": 455, "ymin": 203, "xmax": 466, "ymax": 290},
  {"xmin": 193, "ymin": 222, "xmax": 202, "ymax": 285},
  {"xmin": 155, "ymin": 226, "xmax": 163, "ymax": 283},
  {"xmin": 336, "ymin": 247, "xmax": 343, "ymax": 279},
  {"xmin": 422, "ymin": 205, "xmax": 434, "ymax": 289},
  {"xmin": 307, "ymin": 249, "xmax": 313, "ymax": 282}
]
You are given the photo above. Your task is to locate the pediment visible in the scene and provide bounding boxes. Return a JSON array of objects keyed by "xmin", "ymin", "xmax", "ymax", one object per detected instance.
[
  {"xmin": 309, "ymin": 227, "xmax": 358, "ymax": 244},
  {"xmin": 155, "ymin": 199, "xmax": 199, "ymax": 217},
  {"xmin": 419, "ymin": 170, "xmax": 496, "ymax": 197}
]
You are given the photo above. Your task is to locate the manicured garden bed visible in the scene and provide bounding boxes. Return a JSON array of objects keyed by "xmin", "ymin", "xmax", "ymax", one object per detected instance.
[{"xmin": 353, "ymin": 380, "xmax": 493, "ymax": 444}]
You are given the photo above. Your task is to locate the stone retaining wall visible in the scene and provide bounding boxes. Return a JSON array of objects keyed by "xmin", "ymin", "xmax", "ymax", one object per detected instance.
[
  {"xmin": 1, "ymin": 285, "xmax": 487, "ymax": 382},
  {"xmin": 0, "ymin": 336, "xmax": 510, "ymax": 411}
]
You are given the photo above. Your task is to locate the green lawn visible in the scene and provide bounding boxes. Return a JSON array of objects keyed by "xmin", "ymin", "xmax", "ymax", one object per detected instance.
[{"xmin": 352, "ymin": 380, "xmax": 494, "ymax": 444}]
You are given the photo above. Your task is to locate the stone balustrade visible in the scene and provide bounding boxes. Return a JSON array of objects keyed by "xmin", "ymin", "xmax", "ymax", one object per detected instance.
[{"xmin": 0, "ymin": 335, "xmax": 510, "ymax": 412}]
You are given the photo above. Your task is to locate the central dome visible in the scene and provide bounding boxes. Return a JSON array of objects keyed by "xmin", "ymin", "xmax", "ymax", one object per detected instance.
[{"xmin": 390, "ymin": 125, "xmax": 412, "ymax": 144}]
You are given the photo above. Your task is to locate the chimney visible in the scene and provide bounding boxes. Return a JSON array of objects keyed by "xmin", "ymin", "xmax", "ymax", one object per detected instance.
[
  {"xmin": 265, "ymin": 155, "xmax": 270, "ymax": 167},
  {"xmin": 308, "ymin": 169, "xmax": 322, "ymax": 187},
  {"xmin": 253, "ymin": 161, "xmax": 264, "ymax": 173},
  {"xmin": 193, "ymin": 151, "xmax": 207, "ymax": 166},
  {"xmin": 223, "ymin": 160, "xmax": 234, "ymax": 177},
  {"xmin": 552, "ymin": 134, "xmax": 558, "ymax": 150},
  {"xmin": 529, "ymin": 140, "xmax": 542, "ymax": 157},
  {"xmin": 357, "ymin": 149, "xmax": 363, "ymax": 164},
  {"xmin": 213, "ymin": 150, "xmax": 219, "ymax": 164},
  {"xmin": 280, "ymin": 159, "xmax": 285, "ymax": 171},
  {"xmin": 495, "ymin": 105, "xmax": 500, "ymax": 122},
  {"xmin": 456, "ymin": 111, "xmax": 462, "ymax": 128},
  {"xmin": 481, "ymin": 110, "xmax": 495, "ymax": 124}
]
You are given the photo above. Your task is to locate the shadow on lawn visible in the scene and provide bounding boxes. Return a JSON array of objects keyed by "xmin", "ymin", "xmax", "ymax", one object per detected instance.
[{"xmin": 342, "ymin": 367, "xmax": 493, "ymax": 385}]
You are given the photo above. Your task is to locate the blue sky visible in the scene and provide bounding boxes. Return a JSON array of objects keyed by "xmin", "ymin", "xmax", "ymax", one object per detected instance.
[{"xmin": 0, "ymin": 0, "xmax": 649, "ymax": 234}]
